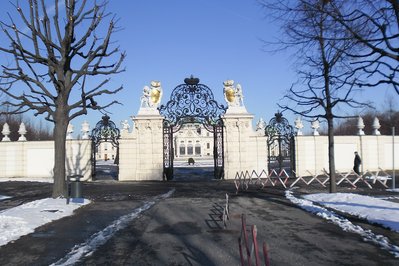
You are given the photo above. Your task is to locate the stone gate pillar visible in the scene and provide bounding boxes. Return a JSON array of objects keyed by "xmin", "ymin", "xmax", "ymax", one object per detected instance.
[
  {"xmin": 118, "ymin": 81, "xmax": 164, "ymax": 181},
  {"xmin": 222, "ymin": 80, "xmax": 267, "ymax": 179}
]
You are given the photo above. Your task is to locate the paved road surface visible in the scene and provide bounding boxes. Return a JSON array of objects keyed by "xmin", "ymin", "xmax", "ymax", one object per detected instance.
[{"xmin": 0, "ymin": 179, "xmax": 398, "ymax": 265}]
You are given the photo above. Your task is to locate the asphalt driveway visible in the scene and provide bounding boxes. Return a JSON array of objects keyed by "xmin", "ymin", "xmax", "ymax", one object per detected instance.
[{"xmin": 0, "ymin": 179, "xmax": 398, "ymax": 265}]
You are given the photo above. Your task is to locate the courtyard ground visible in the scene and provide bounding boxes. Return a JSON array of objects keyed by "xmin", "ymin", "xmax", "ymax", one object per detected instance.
[{"xmin": 0, "ymin": 177, "xmax": 399, "ymax": 265}]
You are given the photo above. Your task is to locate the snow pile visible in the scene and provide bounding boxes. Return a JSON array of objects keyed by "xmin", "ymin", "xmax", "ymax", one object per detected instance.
[
  {"xmin": 286, "ymin": 190, "xmax": 399, "ymax": 257},
  {"xmin": 303, "ymin": 193, "xmax": 399, "ymax": 232},
  {"xmin": 0, "ymin": 198, "xmax": 90, "ymax": 246}
]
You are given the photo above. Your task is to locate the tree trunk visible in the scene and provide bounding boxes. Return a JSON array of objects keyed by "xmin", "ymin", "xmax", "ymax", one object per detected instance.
[
  {"xmin": 327, "ymin": 116, "xmax": 336, "ymax": 193},
  {"xmin": 52, "ymin": 111, "xmax": 68, "ymax": 198}
]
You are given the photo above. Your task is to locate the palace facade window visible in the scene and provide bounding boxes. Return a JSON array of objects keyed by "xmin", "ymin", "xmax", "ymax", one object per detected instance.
[{"xmin": 179, "ymin": 145, "xmax": 186, "ymax": 155}]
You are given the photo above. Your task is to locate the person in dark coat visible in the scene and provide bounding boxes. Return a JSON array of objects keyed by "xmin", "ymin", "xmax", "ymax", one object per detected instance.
[{"xmin": 353, "ymin": 152, "xmax": 361, "ymax": 175}]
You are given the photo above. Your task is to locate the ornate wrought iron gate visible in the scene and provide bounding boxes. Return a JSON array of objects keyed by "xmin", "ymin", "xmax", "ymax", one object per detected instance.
[
  {"xmin": 265, "ymin": 112, "xmax": 294, "ymax": 173},
  {"xmin": 213, "ymin": 124, "xmax": 224, "ymax": 179},
  {"xmin": 159, "ymin": 76, "xmax": 226, "ymax": 180},
  {"xmin": 91, "ymin": 114, "xmax": 121, "ymax": 179},
  {"xmin": 162, "ymin": 124, "xmax": 173, "ymax": 180}
]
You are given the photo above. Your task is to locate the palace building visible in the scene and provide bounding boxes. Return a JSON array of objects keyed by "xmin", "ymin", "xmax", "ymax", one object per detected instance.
[{"xmin": 174, "ymin": 123, "xmax": 213, "ymax": 158}]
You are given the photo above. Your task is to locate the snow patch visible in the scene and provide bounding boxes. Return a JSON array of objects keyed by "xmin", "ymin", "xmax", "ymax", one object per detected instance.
[
  {"xmin": 0, "ymin": 195, "xmax": 11, "ymax": 201},
  {"xmin": 286, "ymin": 190, "xmax": 399, "ymax": 258},
  {"xmin": 0, "ymin": 198, "xmax": 90, "ymax": 246}
]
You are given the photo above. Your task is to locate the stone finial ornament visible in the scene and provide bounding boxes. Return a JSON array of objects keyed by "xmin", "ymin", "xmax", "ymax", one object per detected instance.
[
  {"xmin": 357, "ymin": 116, "xmax": 365, "ymax": 136},
  {"xmin": 294, "ymin": 117, "xmax": 304, "ymax": 136},
  {"xmin": 81, "ymin": 120, "xmax": 90, "ymax": 139},
  {"xmin": 66, "ymin": 123, "xmax": 74, "ymax": 140},
  {"xmin": 372, "ymin": 117, "xmax": 381, "ymax": 135},
  {"xmin": 255, "ymin": 117, "xmax": 266, "ymax": 135},
  {"xmin": 18, "ymin": 122, "xmax": 27, "ymax": 141},
  {"xmin": 311, "ymin": 119, "xmax": 320, "ymax": 136},
  {"xmin": 121, "ymin": 120, "xmax": 130, "ymax": 133},
  {"xmin": 2, "ymin": 123, "xmax": 11, "ymax": 141}
]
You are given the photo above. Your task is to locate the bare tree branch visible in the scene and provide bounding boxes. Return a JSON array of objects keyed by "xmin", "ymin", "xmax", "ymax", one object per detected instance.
[
  {"xmin": 323, "ymin": 0, "xmax": 399, "ymax": 94},
  {"xmin": 0, "ymin": 0, "xmax": 125, "ymax": 198}
]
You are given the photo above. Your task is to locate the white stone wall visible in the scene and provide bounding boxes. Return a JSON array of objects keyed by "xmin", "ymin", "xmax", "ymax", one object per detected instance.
[
  {"xmin": 0, "ymin": 139, "xmax": 92, "ymax": 180},
  {"xmin": 223, "ymin": 112, "xmax": 268, "ymax": 179},
  {"xmin": 118, "ymin": 114, "xmax": 164, "ymax": 181},
  {"xmin": 294, "ymin": 135, "xmax": 399, "ymax": 176},
  {"xmin": 65, "ymin": 140, "xmax": 92, "ymax": 180}
]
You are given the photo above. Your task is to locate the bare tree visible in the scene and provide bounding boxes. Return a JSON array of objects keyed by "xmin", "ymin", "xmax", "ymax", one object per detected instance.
[
  {"xmin": 323, "ymin": 0, "xmax": 399, "ymax": 94},
  {"xmin": 260, "ymin": 0, "xmax": 371, "ymax": 192},
  {"xmin": 0, "ymin": 0, "xmax": 125, "ymax": 197}
]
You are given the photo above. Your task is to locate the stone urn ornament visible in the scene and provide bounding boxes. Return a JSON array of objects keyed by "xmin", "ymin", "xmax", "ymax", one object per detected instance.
[
  {"xmin": 66, "ymin": 123, "xmax": 74, "ymax": 140},
  {"xmin": 18, "ymin": 122, "xmax": 27, "ymax": 141},
  {"xmin": 81, "ymin": 121, "xmax": 90, "ymax": 139},
  {"xmin": 2, "ymin": 123, "xmax": 11, "ymax": 141},
  {"xmin": 372, "ymin": 117, "xmax": 381, "ymax": 135},
  {"xmin": 294, "ymin": 117, "xmax": 304, "ymax": 135},
  {"xmin": 357, "ymin": 116, "xmax": 365, "ymax": 135},
  {"xmin": 311, "ymin": 119, "xmax": 320, "ymax": 136}
]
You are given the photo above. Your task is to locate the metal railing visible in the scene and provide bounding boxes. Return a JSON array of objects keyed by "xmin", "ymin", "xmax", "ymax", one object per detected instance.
[{"xmin": 234, "ymin": 168, "xmax": 392, "ymax": 193}]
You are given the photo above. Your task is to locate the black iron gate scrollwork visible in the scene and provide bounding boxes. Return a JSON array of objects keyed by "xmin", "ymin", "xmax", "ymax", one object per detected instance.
[
  {"xmin": 159, "ymin": 76, "xmax": 226, "ymax": 180},
  {"xmin": 91, "ymin": 114, "xmax": 121, "ymax": 179},
  {"xmin": 265, "ymin": 112, "xmax": 294, "ymax": 174}
]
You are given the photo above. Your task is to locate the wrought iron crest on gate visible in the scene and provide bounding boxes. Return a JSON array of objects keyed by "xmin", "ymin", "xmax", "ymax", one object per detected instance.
[
  {"xmin": 91, "ymin": 114, "xmax": 121, "ymax": 147},
  {"xmin": 159, "ymin": 76, "xmax": 226, "ymax": 130},
  {"xmin": 159, "ymin": 76, "xmax": 226, "ymax": 180}
]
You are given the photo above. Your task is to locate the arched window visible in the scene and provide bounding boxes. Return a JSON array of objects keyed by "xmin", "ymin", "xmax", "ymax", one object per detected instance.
[
  {"xmin": 195, "ymin": 144, "xmax": 201, "ymax": 155},
  {"xmin": 187, "ymin": 144, "xmax": 193, "ymax": 155},
  {"xmin": 180, "ymin": 145, "xmax": 186, "ymax": 155}
]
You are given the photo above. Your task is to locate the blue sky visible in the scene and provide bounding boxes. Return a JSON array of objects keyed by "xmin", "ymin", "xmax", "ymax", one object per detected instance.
[{"xmin": 1, "ymin": 0, "xmax": 395, "ymax": 135}]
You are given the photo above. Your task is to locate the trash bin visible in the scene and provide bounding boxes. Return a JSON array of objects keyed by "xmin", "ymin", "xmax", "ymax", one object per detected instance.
[{"xmin": 68, "ymin": 175, "xmax": 83, "ymax": 198}]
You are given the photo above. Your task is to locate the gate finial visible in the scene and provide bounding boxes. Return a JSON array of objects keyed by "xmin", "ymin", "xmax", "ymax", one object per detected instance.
[{"xmin": 184, "ymin": 75, "xmax": 199, "ymax": 85}]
